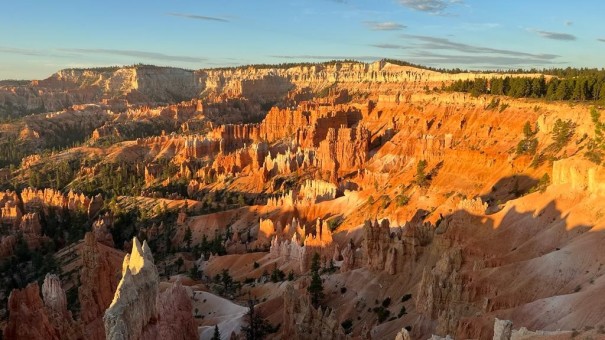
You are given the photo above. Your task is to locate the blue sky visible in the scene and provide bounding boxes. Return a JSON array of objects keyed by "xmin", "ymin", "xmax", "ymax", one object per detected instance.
[{"xmin": 1, "ymin": 0, "xmax": 604, "ymax": 79}]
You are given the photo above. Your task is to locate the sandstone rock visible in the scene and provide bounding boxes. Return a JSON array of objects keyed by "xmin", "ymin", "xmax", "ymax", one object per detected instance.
[
  {"xmin": 79, "ymin": 232, "xmax": 121, "ymax": 340},
  {"xmin": 42, "ymin": 274, "xmax": 80, "ymax": 340},
  {"xmin": 282, "ymin": 283, "xmax": 347, "ymax": 340},
  {"xmin": 0, "ymin": 235, "xmax": 17, "ymax": 258},
  {"xmin": 21, "ymin": 187, "xmax": 94, "ymax": 215},
  {"xmin": 92, "ymin": 213, "xmax": 115, "ymax": 247},
  {"xmin": 154, "ymin": 280, "xmax": 197, "ymax": 340},
  {"xmin": 104, "ymin": 237, "xmax": 159, "ymax": 340},
  {"xmin": 0, "ymin": 200, "xmax": 22, "ymax": 228},
  {"xmin": 299, "ymin": 179, "xmax": 338, "ymax": 203},
  {"xmin": 88, "ymin": 194, "xmax": 104, "ymax": 218},
  {"xmin": 5, "ymin": 282, "xmax": 59, "ymax": 340},
  {"xmin": 394, "ymin": 327, "xmax": 412, "ymax": 340},
  {"xmin": 493, "ymin": 318, "xmax": 513, "ymax": 340}
]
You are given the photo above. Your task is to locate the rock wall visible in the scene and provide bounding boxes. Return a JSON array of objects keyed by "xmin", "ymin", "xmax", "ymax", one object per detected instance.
[
  {"xmin": 0, "ymin": 61, "xmax": 545, "ymax": 117},
  {"xmin": 552, "ymin": 157, "xmax": 605, "ymax": 195},
  {"xmin": 79, "ymin": 232, "xmax": 121, "ymax": 340}
]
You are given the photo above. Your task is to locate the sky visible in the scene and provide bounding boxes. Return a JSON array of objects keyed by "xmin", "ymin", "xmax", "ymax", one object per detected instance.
[{"xmin": 1, "ymin": 0, "xmax": 604, "ymax": 79}]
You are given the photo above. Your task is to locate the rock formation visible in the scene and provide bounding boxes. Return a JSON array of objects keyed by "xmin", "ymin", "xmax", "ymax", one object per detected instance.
[
  {"xmin": 104, "ymin": 237, "xmax": 159, "ymax": 340},
  {"xmin": 493, "ymin": 319, "xmax": 513, "ymax": 340},
  {"xmin": 79, "ymin": 233, "xmax": 121, "ymax": 340},
  {"xmin": 282, "ymin": 284, "xmax": 347, "ymax": 340},
  {"xmin": 394, "ymin": 328, "xmax": 412, "ymax": 340},
  {"xmin": 103, "ymin": 237, "xmax": 196, "ymax": 340},
  {"xmin": 270, "ymin": 218, "xmax": 336, "ymax": 272},
  {"xmin": 5, "ymin": 282, "xmax": 59, "ymax": 340},
  {"xmin": 5, "ymin": 274, "xmax": 77, "ymax": 340},
  {"xmin": 152, "ymin": 281, "xmax": 197, "ymax": 340},
  {"xmin": 21, "ymin": 187, "xmax": 99, "ymax": 217},
  {"xmin": 92, "ymin": 213, "xmax": 115, "ymax": 247}
]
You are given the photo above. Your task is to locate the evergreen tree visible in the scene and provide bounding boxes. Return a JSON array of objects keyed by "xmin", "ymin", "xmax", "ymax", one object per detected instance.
[
  {"xmin": 241, "ymin": 299, "xmax": 274, "ymax": 340},
  {"xmin": 308, "ymin": 252, "xmax": 324, "ymax": 307},
  {"xmin": 183, "ymin": 227, "xmax": 192, "ymax": 251},
  {"xmin": 211, "ymin": 325, "xmax": 221, "ymax": 340},
  {"xmin": 415, "ymin": 160, "xmax": 428, "ymax": 187}
]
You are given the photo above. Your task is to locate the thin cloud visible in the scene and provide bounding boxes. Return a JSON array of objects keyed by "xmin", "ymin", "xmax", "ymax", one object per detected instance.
[
  {"xmin": 0, "ymin": 46, "xmax": 45, "ymax": 57},
  {"xmin": 405, "ymin": 51, "xmax": 562, "ymax": 66},
  {"xmin": 398, "ymin": 0, "xmax": 463, "ymax": 14},
  {"xmin": 59, "ymin": 48, "xmax": 205, "ymax": 63},
  {"xmin": 400, "ymin": 34, "xmax": 559, "ymax": 60},
  {"xmin": 598, "ymin": 38, "xmax": 605, "ymax": 43},
  {"xmin": 166, "ymin": 12, "xmax": 229, "ymax": 23},
  {"xmin": 535, "ymin": 30, "xmax": 576, "ymax": 41},
  {"xmin": 270, "ymin": 55, "xmax": 380, "ymax": 62},
  {"xmin": 371, "ymin": 43, "xmax": 405, "ymax": 49},
  {"xmin": 364, "ymin": 21, "xmax": 407, "ymax": 31},
  {"xmin": 564, "ymin": 20, "xmax": 573, "ymax": 26}
]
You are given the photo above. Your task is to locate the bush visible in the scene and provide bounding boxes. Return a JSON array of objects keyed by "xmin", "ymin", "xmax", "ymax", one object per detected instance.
[
  {"xmin": 382, "ymin": 297, "xmax": 391, "ymax": 308},
  {"xmin": 401, "ymin": 293, "xmax": 412, "ymax": 303},
  {"xmin": 395, "ymin": 194, "xmax": 410, "ymax": 206},
  {"xmin": 528, "ymin": 173, "xmax": 550, "ymax": 193},
  {"xmin": 341, "ymin": 319, "xmax": 353, "ymax": 334},
  {"xmin": 373, "ymin": 306, "xmax": 391, "ymax": 323},
  {"xmin": 398, "ymin": 306, "xmax": 407, "ymax": 318}
]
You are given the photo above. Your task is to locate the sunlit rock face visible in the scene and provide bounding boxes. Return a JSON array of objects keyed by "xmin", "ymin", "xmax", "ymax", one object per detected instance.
[{"xmin": 104, "ymin": 238, "xmax": 159, "ymax": 340}]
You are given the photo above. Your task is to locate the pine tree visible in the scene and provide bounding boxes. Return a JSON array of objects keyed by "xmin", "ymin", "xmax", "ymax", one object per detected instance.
[
  {"xmin": 415, "ymin": 160, "xmax": 428, "ymax": 187},
  {"xmin": 241, "ymin": 299, "xmax": 274, "ymax": 340},
  {"xmin": 183, "ymin": 227, "xmax": 192, "ymax": 251},
  {"xmin": 308, "ymin": 252, "xmax": 324, "ymax": 307},
  {"xmin": 211, "ymin": 325, "xmax": 221, "ymax": 340}
]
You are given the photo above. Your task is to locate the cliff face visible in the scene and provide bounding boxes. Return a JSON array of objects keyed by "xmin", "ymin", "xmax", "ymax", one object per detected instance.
[
  {"xmin": 79, "ymin": 233, "xmax": 121, "ymax": 340},
  {"xmin": 1, "ymin": 61, "xmax": 531, "ymax": 117}
]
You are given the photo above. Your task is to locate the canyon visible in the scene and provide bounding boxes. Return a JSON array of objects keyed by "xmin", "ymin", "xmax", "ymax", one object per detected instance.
[{"xmin": 0, "ymin": 60, "xmax": 604, "ymax": 340}]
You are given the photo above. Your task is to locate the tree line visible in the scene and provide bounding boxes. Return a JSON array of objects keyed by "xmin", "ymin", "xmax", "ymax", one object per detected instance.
[{"xmin": 446, "ymin": 72, "xmax": 605, "ymax": 101}]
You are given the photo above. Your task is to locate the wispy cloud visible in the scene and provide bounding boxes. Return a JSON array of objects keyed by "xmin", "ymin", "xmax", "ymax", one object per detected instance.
[
  {"xmin": 535, "ymin": 30, "xmax": 576, "ymax": 41},
  {"xmin": 0, "ymin": 46, "xmax": 45, "ymax": 57},
  {"xmin": 59, "ymin": 48, "xmax": 205, "ymax": 63},
  {"xmin": 398, "ymin": 0, "xmax": 463, "ymax": 14},
  {"xmin": 404, "ymin": 51, "xmax": 562, "ymax": 66},
  {"xmin": 270, "ymin": 55, "xmax": 380, "ymax": 62},
  {"xmin": 364, "ymin": 21, "xmax": 407, "ymax": 31},
  {"xmin": 371, "ymin": 43, "xmax": 405, "ymax": 49},
  {"xmin": 598, "ymin": 38, "xmax": 605, "ymax": 43},
  {"xmin": 564, "ymin": 20, "xmax": 573, "ymax": 26},
  {"xmin": 399, "ymin": 34, "xmax": 559, "ymax": 59},
  {"xmin": 166, "ymin": 12, "xmax": 229, "ymax": 23}
]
